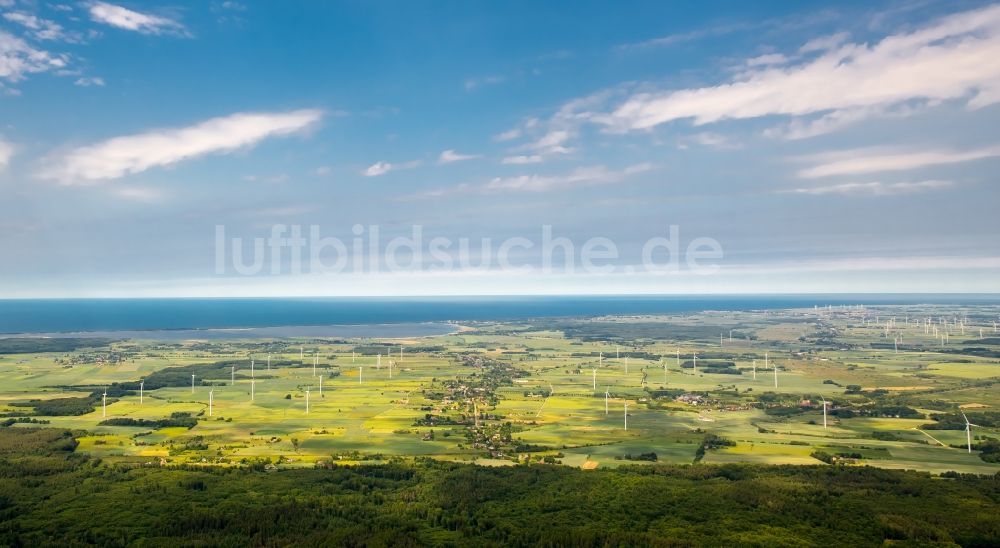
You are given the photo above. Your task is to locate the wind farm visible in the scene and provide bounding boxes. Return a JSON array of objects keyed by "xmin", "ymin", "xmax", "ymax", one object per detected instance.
[{"xmin": 2, "ymin": 303, "xmax": 997, "ymax": 474}]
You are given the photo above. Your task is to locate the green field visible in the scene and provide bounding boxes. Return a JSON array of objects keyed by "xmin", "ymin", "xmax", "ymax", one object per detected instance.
[{"xmin": 2, "ymin": 304, "xmax": 999, "ymax": 474}]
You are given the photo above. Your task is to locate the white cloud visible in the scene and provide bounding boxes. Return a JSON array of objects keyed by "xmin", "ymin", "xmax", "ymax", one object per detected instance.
[
  {"xmin": 312, "ymin": 166, "xmax": 331, "ymax": 176},
  {"xmin": 113, "ymin": 186, "xmax": 164, "ymax": 203},
  {"xmin": 2, "ymin": 11, "xmax": 76, "ymax": 42},
  {"xmin": 745, "ymin": 53, "xmax": 788, "ymax": 67},
  {"xmin": 0, "ymin": 138, "xmax": 13, "ymax": 168},
  {"xmin": 438, "ymin": 149, "xmax": 480, "ymax": 164},
  {"xmin": 795, "ymin": 145, "xmax": 1000, "ymax": 179},
  {"xmin": 494, "ymin": 117, "xmax": 538, "ymax": 142},
  {"xmin": 464, "ymin": 75, "xmax": 504, "ymax": 91},
  {"xmin": 362, "ymin": 161, "xmax": 392, "ymax": 177},
  {"xmin": 88, "ymin": 2, "xmax": 187, "ymax": 36},
  {"xmin": 484, "ymin": 163, "xmax": 652, "ymax": 193},
  {"xmin": 40, "ymin": 109, "xmax": 323, "ymax": 184},
  {"xmin": 798, "ymin": 31, "xmax": 850, "ymax": 53},
  {"xmin": 594, "ymin": 5, "xmax": 1000, "ymax": 134},
  {"xmin": 0, "ymin": 30, "xmax": 68, "ymax": 82},
  {"xmin": 501, "ymin": 155, "xmax": 543, "ymax": 165},
  {"xmin": 784, "ymin": 179, "xmax": 954, "ymax": 196},
  {"xmin": 74, "ymin": 76, "xmax": 105, "ymax": 87}
]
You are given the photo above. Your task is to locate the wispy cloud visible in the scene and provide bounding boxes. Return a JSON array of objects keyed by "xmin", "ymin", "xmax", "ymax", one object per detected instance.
[
  {"xmin": 88, "ymin": 2, "xmax": 187, "ymax": 36},
  {"xmin": 794, "ymin": 145, "xmax": 1000, "ymax": 179},
  {"xmin": 40, "ymin": 109, "xmax": 323, "ymax": 184},
  {"xmin": 2, "ymin": 11, "xmax": 78, "ymax": 42},
  {"xmin": 362, "ymin": 159, "xmax": 420, "ymax": 177},
  {"xmin": 616, "ymin": 22, "xmax": 751, "ymax": 51},
  {"xmin": 464, "ymin": 75, "xmax": 505, "ymax": 91},
  {"xmin": 501, "ymin": 155, "xmax": 543, "ymax": 165},
  {"xmin": 783, "ymin": 179, "xmax": 954, "ymax": 196},
  {"xmin": 113, "ymin": 185, "xmax": 165, "ymax": 203},
  {"xmin": 484, "ymin": 163, "xmax": 653, "ymax": 193},
  {"xmin": 594, "ymin": 5, "xmax": 1000, "ymax": 135},
  {"xmin": 0, "ymin": 138, "xmax": 13, "ymax": 169},
  {"xmin": 74, "ymin": 76, "xmax": 105, "ymax": 87},
  {"xmin": 0, "ymin": 30, "xmax": 68, "ymax": 83},
  {"xmin": 438, "ymin": 149, "xmax": 480, "ymax": 164}
]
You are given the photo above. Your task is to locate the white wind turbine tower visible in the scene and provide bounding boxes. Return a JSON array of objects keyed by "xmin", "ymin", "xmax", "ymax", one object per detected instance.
[
  {"xmin": 592, "ymin": 368, "xmax": 597, "ymax": 391},
  {"xmin": 616, "ymin": 345, "xmax": 620, "ymax": 359},
  {"xmin": 300, "ymin": 347, "xmax": 304, "ymax": 360},
  {"xmin": 389, "ymin": 360, "xmax": 393, "ymax": 380},
  {"xmin": 752, "ymin": 359, "xmax": 757, "ymax": 380},
  {"xmin": 692, "ymin": 353, "xmax": 698, "ymax": 375},
  {"xmin": 399, "ymin": 346, "xmax": 403, "ymax": 361},
  {"xmin": 604, "ymin": 388, "xmax": 610, "ymax": 415},
  {"xmin": 599, "ymin": 351, "xmax": 603, "ymax": 367},
  {"xmin": 764, "ymin": 352, "xmax": 769, "ymax": 370},
  {"xmin": 231, "ymin": 366, "xmax": 235, "ymax": 386},
  {"xmin": 209, "ymin": 390, "xmax": 214, "ymax": 417},
  {"xmin": 191, "ymin": 374, "xmax": 196, "ymax": 394},
  {"xmin": 663, "ymin": 359, "xmax": 667, "ymax": 384},
  {"xmin": 139, "ymin": 381, "xmax": 144, "ymax": 405},
  {"xmin": 250, "ymin": 380, "xmax": 255, "ymax": 401},
  {"xmin": 624, "ymin": 356, "xmax": 629, "ymax": 374},
  {"xmin": 251, "ymin": 358, "xmax": 255, "ymax": 379},
  {"xmin": 963, "ymin": 413, "xmax": 981, "ymax": 453},
  {"xmin": 313, "ymin": 354, "xmax": 318, "ymax": 377},
  {"xmin": 319, "ymin": 376, "xmax": 323, "ymax": 396},
  {"xmin": 359, "ymin": 366, "xmax": 363, "ymax": 384},
  {"xmin": 102, "ymin": 389, "xmax": 108, "ymax": 418},
  {"xmin": 821, "ymin": 396, "xmax": 828, "ymax": 429},
  {"xmin": 305, "ymin": 389, "xmax": 310, "ymax": 414},
  {"xmin": 352, "ymin": 350, "xmax": 356, "ymax": 363},
  {"xmin": 624, "ymin": 402, "xmax": 628, "ymax": 431},
  {"xmin": 773, "ymin": 363, "xmax": 778, "ymax": 388}
]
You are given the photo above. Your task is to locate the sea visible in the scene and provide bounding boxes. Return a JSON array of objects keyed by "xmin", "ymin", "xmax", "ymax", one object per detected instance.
[{"xmin": 0, "ymin": 295, "xmax": 997, "ymax": 339}]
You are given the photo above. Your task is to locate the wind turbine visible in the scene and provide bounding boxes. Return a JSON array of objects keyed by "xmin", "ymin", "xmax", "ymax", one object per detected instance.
[
  {"xmin": 752, "ymin": 359, "xmax": 757, "ymax": 380},
  {"xmin": 963, "ymin": 413, "xmax": 981, "ymax": 453},
  {"xmin": 305, "ymin": 389, "xmax": 310, "ymax": 414},
  {"xmin": 773, "ymin": 363, "xmax": 778, "ymax": 388},
  {"xmin": 676, "ymin": 349, "xmax": 680, "ymax": 368},
  {"xmin": 663, "ymin": 359, "xmax": 667, "ymax": 384},
  {"xmin": 377, "ymin": 353, "xmax": 381, "ymax": 369},
  {"xmin": 231, "ymin": 365, "xmax": 235, "ymax": 386},
  {"xmin": 592, "ymin": 368, "xmax": 597, "ymax": 391},
  {"xmin": 251, "ymin": 380, "xmax": 255, "ymax": 401},
  {"xmin": 389, "ymin": 360, "xmax": 393, "ymax": 379},
  {"xmin": 820, "ymin": 396, "xmax": 828, "ymax": 429},
  {"xmin": 359, "ymin": 366, "xmax": 363, "ymax": 384},
  {"xmin": 319, "ymin": 376, "xmax": 323, "ymax": 396},
  {"xmin": 139, "ymin": 381, "xmax": 144, "ymax": 405},
  {"xmin": 251, "ymin": 358, "xmax": 255, "ymax": 379},
  {"xmin": 599, "ymin": 351, "xmax": 603, "ymax": 367},
  {"xmin": 352, "ymin": 350, "xmax": 356, "ymax": 363},
  {"xmin": 692, "ymin": 353, "xmax": 698, "ymax": 375},
  {"xmin": 313, "ymin": 354, "xmax": 317, "ymax": 377},
  {"xmin": 191, "ymin": 374, "xmax": 196, "ymax": 394},
  {"xmin": 624, "ymin": 402, "xmax": 628, "ymax": 431},
  {"xmin": 209, "ymin": 390, "xmax": 214, "ymax": 417},
  {"xmin": 300, "ymin": 347, "xmax": 304, "ymax": 360},
  {"xmin": 604, "ymin": 388, "xmax": 609, "ymax": 415},
  {"xmin": 616, "ymin": 345, "xmax": 620, "ymax": 359},
  {"xmin": 102, "ymin": 389, "xmax": 107, "ymax": 418},
  {"xmin": 624, "ymin": 356, "xmax": 629, "ymax": 374}
]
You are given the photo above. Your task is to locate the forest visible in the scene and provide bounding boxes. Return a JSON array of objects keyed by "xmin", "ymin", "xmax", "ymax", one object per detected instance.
[{"xmin": 0, "ymin": 428, "xmax": 998, "ymax": 546}]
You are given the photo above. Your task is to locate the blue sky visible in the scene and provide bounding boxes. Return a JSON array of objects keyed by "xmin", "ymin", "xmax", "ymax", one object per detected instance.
[{"xmin": 1, "ymin": 0, "xmax": 999, "ymax": 297}]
